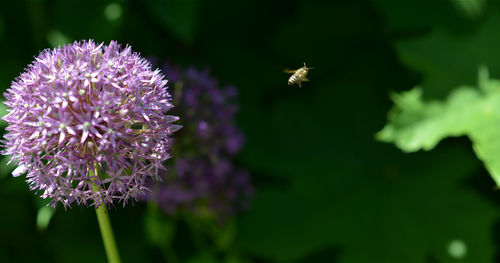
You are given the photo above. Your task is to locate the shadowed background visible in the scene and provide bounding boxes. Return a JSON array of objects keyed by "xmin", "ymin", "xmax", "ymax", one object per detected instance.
[{"xmin": 1, "ymin": 0, "xmax": 500, "ymax": 262}]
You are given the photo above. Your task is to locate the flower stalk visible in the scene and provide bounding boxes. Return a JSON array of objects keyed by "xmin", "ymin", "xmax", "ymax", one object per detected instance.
[
  {"xmin": 90, "ymin": 168, "xmax": 121, "ymax": 263},
  {"xmin": 96, "ymin": 205, "xmax": 121, "ymax": 263}
]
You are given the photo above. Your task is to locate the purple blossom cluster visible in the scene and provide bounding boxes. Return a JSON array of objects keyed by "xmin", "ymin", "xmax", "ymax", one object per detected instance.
[
  {"xmin": 151, "ymin": 65, "xmax": 254, "ymax": 219},
  {"xmin": 2, "ymin": 40, "xmax": 179, "ymax": 208}
]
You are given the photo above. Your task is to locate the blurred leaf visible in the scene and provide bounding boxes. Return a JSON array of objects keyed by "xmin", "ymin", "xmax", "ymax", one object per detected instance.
[
  {"xmin": 396, "ymin": 14, "xmax": 500, "ymax": 98},
  {"xmin": 186, "ymin": 253, "xmax": 217, "ymax": 263},
  {"xmin": 214, "ymin": 220, "xmax": 236, "ymax": 252},
  {"xmin": 0, "ymin": 100, "xmax": 8, "ymax": 128},
  {"xmin": 224, "ymin": 255, "xmax": 249, "ymax": 263},
  {"xmin": 378, "ymin": 68, "xmax": 500, "ymax": 185},
  {"xmin": 145, "ymin": 0, "xmax": 200, "ymax": 43},
  {"xmin": 103, "ymin": 3, "xmax": 123, "ymax": 22},
  {"xmin": 0, "ymin": 156, "xmax": 16, "ymax": 179},
  {"xmin": 46, "ymin": 29, "xmax": 71, "ymax": 48},
  {"xmin": 450, "ymin": 0, "xmax": 487, "ymax": 19},
  {"xmin": 294, "ymin": 247, "xmax": 340, "ymax": 263},
  {"xmin": 36, "ymin": 205, "xmax": 55, "ymax": 231},
  {"xmin": 371, "ymin": 0, "xmax": 474, "ymax": 34},
  {"xmin": 376, "ymin": 86, "xmax": 480, "ymax": 152},
  {"xmin": 397, "ymin": 30, "xmax": 477, "ymax": 98},
  {"xmin": 144, "ymin": 202, "xmax": 176, "ymax": 247}
]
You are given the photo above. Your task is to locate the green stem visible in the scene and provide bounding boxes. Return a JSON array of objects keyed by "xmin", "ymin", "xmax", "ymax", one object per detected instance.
[
  {"xmin": 96, "ymin": 205, "xmax": 122, "ymax": 263},
  {"xmin": 90, "ymin": 168, "xmax": 121, "ymax": 263}
]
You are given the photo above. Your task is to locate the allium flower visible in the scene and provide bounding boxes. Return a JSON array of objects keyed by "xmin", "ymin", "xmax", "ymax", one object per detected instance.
[
  {"xmin": 149, "ymin": 65, "xmax": 254, "ymax": 220},
  {"xmin": 2, "ymin": 40, "xmax": 179, "ymax": 208}
]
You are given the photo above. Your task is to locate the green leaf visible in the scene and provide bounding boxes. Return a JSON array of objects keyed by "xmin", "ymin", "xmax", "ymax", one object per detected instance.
[
  {"xmin": 376, "ymin": 86, "xmax": 481, "ymax": 152},
  {"xmin": 377, "ymin": 68, "xmax": 500, "ymax": 185}
]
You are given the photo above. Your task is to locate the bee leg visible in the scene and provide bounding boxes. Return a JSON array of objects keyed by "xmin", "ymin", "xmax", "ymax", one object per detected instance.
[
  {"xmin": 302, "ymin": 77, "xmax": 309, "ymax": 82},
  {"xmin": 297, "ymin": 81, "xmax": 302, "ymax": 87}
]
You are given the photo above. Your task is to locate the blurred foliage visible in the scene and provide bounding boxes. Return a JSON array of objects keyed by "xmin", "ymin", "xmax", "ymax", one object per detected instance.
[
  {"xmin": 378, "ymin": 68, "xmax": 500, "ymax": 185},
  {"xmin": 396, "ymin": 14, "xmax": 500, "ymax": 99},
  {"xmin": 450, "ymin": 0, "xmax": 487, "ymax": 19},
  {"xmin": 1, "ymin": 0, "xmax": 500, "ymax": 262}
]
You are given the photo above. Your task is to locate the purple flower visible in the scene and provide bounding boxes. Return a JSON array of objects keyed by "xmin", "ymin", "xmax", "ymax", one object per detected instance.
[
  {"xmin": 150, "ymin": 64, "xmax": 254, "ymax": 220},
  {"xmin": 2, "ymin": 40, "xmax": 179, "ymax": 208}
]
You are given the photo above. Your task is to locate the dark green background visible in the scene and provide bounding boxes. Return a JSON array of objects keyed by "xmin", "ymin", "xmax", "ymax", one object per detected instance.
[{"xmin": 1, "ymin": 0, "xmax": 500, "ymax": 262}]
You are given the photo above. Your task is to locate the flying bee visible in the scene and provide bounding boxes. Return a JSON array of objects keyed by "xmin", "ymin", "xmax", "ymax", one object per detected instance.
[{"xmin": 284, "ymin": 62, "xmax": 314, "ymax": 87}]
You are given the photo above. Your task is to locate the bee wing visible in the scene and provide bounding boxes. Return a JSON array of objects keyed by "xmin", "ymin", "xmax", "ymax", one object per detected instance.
[{"xmin": 283, "ymin": 68, "xmax": 297, "ymax": 73}]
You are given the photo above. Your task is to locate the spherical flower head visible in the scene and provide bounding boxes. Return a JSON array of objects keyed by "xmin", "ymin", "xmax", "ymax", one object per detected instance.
[
  {"xmin": 2, "ymin": 40, "xmax": 179, "ymax": 208},
  {"xmin": 149, "ymin": 64, "xmax": 254, "ymax": 220}
]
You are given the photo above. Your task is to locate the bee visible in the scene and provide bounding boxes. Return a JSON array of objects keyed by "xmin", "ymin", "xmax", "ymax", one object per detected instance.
[{"xmin": 284, "ymin": 62, "xmax": 314, "ymax": 87}]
